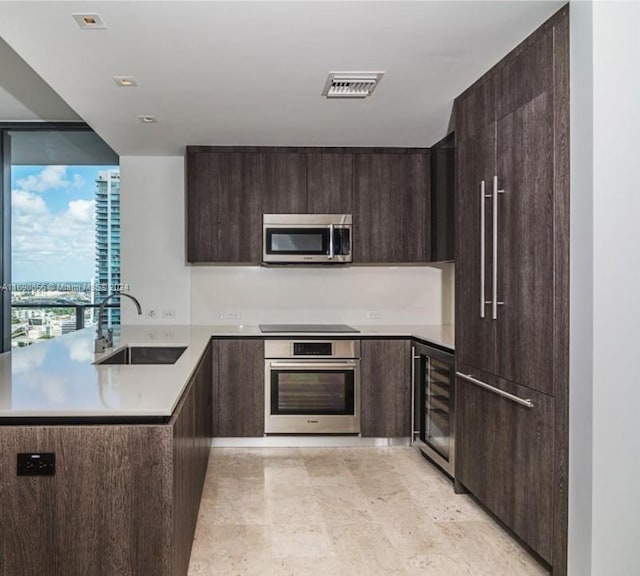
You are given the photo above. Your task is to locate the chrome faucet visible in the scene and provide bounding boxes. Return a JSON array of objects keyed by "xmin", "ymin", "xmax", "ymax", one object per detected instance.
[{"xmin": 95, "ymin": 292, "xmax": 143, "ymax": 353}]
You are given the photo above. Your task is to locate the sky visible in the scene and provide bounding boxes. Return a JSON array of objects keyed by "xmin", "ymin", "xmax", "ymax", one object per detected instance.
[{"xmin": 11, "ymin": 165, "xmax": 119, "ymax": 282}]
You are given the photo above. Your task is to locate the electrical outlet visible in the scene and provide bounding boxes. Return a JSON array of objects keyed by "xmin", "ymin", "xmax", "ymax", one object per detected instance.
[
  {"xmin": 17, "ymin": 453, "xmax": 56, "ymax": 476},
  {"xmin": 219, "ymin": 311, "xmax": 241, "ymax": 321},
  {"xmin": 146, "ymin": 309, "xmax": 158, "ymax": 319},
  {"xmin": 162, "ymin": 310, "xmax": 175, "ymax": 319},
  {"xmin": 366, "ymin": 311, "xmax": 381, "ymax": 320}
]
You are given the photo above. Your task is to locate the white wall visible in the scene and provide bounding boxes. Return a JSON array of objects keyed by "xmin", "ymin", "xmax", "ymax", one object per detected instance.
[
  {"xmin": 570, "ymin": 3, "xmax": 640, "ymax": 575},
  {"xmin": 568, "ymin": 2, "xmax": 593, "ymax": 574},
  {"xmin": 191, "ymin": 265, "xmax": 446, "ymax": 326},
  {"xmin": 119, "ymin": 156, "xmax": 191, "ymax": 325},
  {"xmin": 440, "ymin": 262, "xmax": 455, "ymax": 325},
  {"xmin": 590, "ymin": 2, "xmax": 640, "ymax": 574}
]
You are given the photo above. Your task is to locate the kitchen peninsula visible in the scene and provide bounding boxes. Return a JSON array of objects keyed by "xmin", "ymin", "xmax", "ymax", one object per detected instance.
[{"xmin": 0, "ymin": 323, "xmax": 452, "ymax": 576}]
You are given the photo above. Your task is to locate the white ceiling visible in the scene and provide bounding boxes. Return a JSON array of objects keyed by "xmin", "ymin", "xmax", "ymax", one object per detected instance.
[
  {"xmin": 0, "ymin": 1, "xmax": 565, "ymax": 156},
  {"xmin": 0, "ymin": 37, "xmax": 80, "ymax": 122}
]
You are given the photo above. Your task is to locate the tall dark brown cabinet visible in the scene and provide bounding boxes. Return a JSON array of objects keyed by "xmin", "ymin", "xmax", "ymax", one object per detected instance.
[{"xmin": 454, "ymin": 7, "xmax": 569, "ymax": 575}]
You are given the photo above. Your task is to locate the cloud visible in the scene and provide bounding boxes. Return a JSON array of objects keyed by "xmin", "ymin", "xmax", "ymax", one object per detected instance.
[
  {"xmin": 11, "ymin": 165, "xmax": 122, "ymax": 280},
  {"xmin": 17, "ymin": 165, "xmax": 74, "ymax": 193},
  {"xmin": 67, "ymin": 199, "xmax": 94, "ymax": 223},
  {"xmin": 12, "ymin": 167, "xmax": 98, "ymax": 275},
  {"xmin": 11, "ymin": 189, "xmax": 47, "ymax": 214}
]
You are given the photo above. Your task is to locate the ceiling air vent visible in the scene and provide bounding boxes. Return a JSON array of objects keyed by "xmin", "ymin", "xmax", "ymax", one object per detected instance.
[{"xmin": 321, "ymin": 72, "xmax": 384, "ymax": 99}]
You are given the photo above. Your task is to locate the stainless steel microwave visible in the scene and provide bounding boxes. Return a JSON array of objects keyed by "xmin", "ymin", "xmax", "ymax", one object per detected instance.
[{"xmin": 262, "ymin": 214, "xmax": 352, "ymax": 264}]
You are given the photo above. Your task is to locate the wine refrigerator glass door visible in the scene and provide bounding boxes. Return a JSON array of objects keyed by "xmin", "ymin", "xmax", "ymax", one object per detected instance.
[{"xmin": 415, "ymin": 345, "xmax": 455, "ymax": 476}]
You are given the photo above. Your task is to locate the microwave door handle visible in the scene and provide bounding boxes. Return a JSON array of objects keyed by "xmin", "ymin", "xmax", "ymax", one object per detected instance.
[{"xmin": 330, "ymin": 224, "xmax": 334, "ymax": 258}]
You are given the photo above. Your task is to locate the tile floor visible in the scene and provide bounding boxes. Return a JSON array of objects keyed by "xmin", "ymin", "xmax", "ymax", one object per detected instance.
[{"xmin": 187, "ymin": 447, "xmax": 549, "ymax": 575}]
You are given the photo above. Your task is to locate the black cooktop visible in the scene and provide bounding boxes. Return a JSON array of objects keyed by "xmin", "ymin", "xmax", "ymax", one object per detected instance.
[{"xmin": 259, "ymin": 324, "xmax": 360, "ymax": 333}]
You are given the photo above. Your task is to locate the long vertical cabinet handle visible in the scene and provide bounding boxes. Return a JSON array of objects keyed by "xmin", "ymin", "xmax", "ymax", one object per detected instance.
[
  {"xmin": 492, "ymin": 176, "xmax": 498, "ymax": 319},
  {"xmin": 492, "ymin": 176, "xmax": 505, "ymax": 320},
  {"xmin": 480, "ymin": 180, "xmax": 486, "ymax": 318}
]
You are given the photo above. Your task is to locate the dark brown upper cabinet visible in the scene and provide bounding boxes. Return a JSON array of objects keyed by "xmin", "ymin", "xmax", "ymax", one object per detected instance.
[
  {"xmin": 306, "ymin": 152, "xmax": 353, "ymax": 214},
  {"xmin": 430, "ymin": 133, "xmax": 455, "ymax": 262},
  {"xmin": 186, "ymin": 149, "xmax": 265, "ymax": 263},
  {"xmin": 262, "ymin": 152, "xmax": 307, "ymax": 214},
  {"xmin": 187, "ymin": 146, "xmax": 435, "ymax": 265},
  {"xmin": 353, "ymin": 151, "xmax": 430, "ymax": 263}
]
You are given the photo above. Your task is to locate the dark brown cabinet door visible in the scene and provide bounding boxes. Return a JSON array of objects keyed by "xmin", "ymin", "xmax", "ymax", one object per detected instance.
[
  {"xmin": 194, "ymin": 343, "xmax": 214, "ymax": 459},
  {"xmin": 455, "ymin": 78, "xmax": 496, "ymax": 145},
  {"xmin": 306, "ymin": 152, "xmax": 353, "ymax": 214},
  {"xmin": 262, "ymin": 152, "xmax": 307, "ymax": 214},
  {"xmin": 456, "ymin": 369, "xmax": 554, "ymax": 563},
  {"xmin": 495, "ymin": 93, "xmax": 554, "ymax": 396},
  {"xmin": 186, "ymin": 150, "xmax": 264, "ymax": 263},
  {"xmin": 430, "ymin": 133, "xmax": 455, "ymax": 262},
  {"xmin": 212, "ymin": 339, "xmax": 264, "ymax": 437},
  {"xmin": 353, "ymin": 153, "xmax": 430, "ymax": 263},
  {"xmin": 360, "ymin": 339, "xmax": 411, "ymax": 437},
  {"xmin": 455, "ymin": 121, "xmax": 497, "ymax": 375},
  {"xmin": 495, "ymin": 28, "xmax": 553, "ymax": 120}
]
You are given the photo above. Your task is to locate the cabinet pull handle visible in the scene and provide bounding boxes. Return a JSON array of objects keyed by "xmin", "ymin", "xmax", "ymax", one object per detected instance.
[
  {"xmin": 411, "ymin": 346, "xmax": 416, "ymax": 441},
  {"xmin": 492, "ymin": 176, "xmax": 505, "ymax": 319},
  {"xmin": 269, "ymin": 361, "xmax": 357, "ymax": 370},
  {"xmin": 480, "ymin": 180, "xmax": 488, "ymax": 318},
  {"xmin": 456, "ymin": 371, "xmax": 534, "ymax": 409}
]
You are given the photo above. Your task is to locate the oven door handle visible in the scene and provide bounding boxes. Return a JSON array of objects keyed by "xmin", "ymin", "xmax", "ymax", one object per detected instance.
[{"xmin": 268, "ymin": 361, "xmax": 358, "ymax": 370}]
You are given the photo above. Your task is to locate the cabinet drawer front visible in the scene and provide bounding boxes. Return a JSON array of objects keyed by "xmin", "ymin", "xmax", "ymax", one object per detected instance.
[{"xmin": 456, "ymin": 372, "xmax": 554, "ymax": 563}]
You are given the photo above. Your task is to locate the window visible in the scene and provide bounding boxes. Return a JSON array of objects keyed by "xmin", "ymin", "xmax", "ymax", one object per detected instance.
[{"xmin": 0, "ymin": 125, "xmax": 119, "ymax": 351}]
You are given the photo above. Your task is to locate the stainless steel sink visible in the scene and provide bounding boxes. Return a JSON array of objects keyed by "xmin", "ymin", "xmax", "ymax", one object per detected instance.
[{"xmin": 95, "ymin": 346, "xmax": 187, "ymax": 365}]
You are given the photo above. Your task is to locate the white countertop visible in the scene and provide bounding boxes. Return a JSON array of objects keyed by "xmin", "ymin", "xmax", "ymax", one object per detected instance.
[
  {"xmin": 0, "ymin": 324, "xmax": 453, "ymax": 419},
  {"xmin": 199, "ymin": 324, "xmax": 454, "ymax": 349}
]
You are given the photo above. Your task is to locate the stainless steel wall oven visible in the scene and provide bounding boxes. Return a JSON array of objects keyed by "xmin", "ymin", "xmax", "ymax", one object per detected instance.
[{"xmin": 264, "ymin": 340, "xmax": 360, "ymax": 434}]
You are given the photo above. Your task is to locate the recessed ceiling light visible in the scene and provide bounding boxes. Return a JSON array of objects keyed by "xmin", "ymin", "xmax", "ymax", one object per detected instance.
[
  {"xmin": 137, "ymin": 115, "xmax": 157, "ymax": 124},
  {"xmin": 114, "ymin": 76, "xmax": 138, "ymax": 88},
  {"xmin": 322, "ymin": 71, "xmax": 385, "ymax": 99},
  {"xmin": 72, "ymin": 13, "xmax": 106, "ymax": 30}
]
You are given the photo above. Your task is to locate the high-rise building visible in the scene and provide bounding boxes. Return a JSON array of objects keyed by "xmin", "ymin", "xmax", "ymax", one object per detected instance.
[{"xmin": 94, "ymin": 170, "xmax": 121, "ymax": 325}]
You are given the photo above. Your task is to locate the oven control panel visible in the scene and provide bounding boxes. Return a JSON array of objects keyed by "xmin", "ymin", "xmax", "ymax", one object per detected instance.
[
  {"xmin": 264, "ymin": 339, "xmax": 360, "ymax": 359},
  {"xmin": 293, "ymin": 342, "xmax": 332, "ymax": 356}
]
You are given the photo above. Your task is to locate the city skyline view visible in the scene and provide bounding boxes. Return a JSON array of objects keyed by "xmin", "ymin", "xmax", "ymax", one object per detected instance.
[
  {"xmin": 10, "ymin": 164, "xmax": 121, "ymax": 346},
  {"xmin": 11, "ymin": 164, "xmax": 118, "ymax": 282}
]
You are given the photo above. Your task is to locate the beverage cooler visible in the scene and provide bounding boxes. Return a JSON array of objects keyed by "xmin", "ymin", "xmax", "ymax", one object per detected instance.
[{"xmin": 412, "ymin": 342, "xmax": 455, "ymax": 477}]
